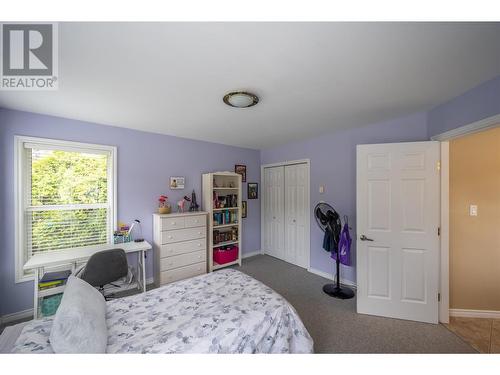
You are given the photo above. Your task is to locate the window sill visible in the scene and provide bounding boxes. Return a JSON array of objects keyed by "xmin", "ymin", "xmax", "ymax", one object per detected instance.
[{"xmin": 15, "ymin": 274, "xmax": 34, "ymax": 284}]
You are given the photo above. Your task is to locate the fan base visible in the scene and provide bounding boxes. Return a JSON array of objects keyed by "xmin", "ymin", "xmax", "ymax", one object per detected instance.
[{"xmin": 322, "ymin": 284, "xmax": 355, "ymax": 299}]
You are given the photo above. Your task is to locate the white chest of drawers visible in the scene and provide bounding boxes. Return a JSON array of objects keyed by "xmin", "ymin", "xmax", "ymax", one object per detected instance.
[{"xmin": 153, "ymin": 211, "xmax": 208, "ymax": 287}]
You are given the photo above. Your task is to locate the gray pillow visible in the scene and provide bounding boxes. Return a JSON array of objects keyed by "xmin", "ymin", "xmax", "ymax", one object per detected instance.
[{"xmin": 49, "ymin": 275, "xmax": 108, "ymax": 353}]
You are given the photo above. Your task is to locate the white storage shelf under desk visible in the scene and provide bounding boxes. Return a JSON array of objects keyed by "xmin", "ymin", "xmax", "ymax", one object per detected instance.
[{"xmin": 23, "ymin": 241, "xmax": 152, "ymax": 319}]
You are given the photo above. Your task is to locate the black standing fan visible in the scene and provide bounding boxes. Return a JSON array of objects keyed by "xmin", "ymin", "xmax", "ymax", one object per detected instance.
[{"xmin": 314, "ymin": 202, "xmax": 355, "ymax": 299}]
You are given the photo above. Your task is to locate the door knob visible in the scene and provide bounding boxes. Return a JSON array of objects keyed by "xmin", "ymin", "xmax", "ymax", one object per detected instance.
[{"xmin": 360, "ymin": 235, "xmax": 374, "ymax": 241}]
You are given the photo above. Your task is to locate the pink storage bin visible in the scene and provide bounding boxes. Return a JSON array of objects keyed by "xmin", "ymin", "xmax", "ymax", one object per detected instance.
[{"xmin": 213, "ymin": 246, "xmax": 239, "ymax": 265}]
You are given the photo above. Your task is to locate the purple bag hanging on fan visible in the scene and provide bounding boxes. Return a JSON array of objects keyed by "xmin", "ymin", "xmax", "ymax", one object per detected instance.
[{"xmin": 333, "ymin": 220, "xmax": 352, "ymax": 266}]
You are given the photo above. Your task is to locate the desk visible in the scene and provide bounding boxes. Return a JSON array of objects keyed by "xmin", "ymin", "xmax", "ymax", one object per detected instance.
[{"xmin": 24, "ymin": 241, "xmax": 152, "ymax": 319}]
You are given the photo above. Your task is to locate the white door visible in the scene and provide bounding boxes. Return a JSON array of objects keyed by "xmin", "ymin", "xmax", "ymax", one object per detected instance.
[
  {"xmin": 263, "ymin": 166, "xmax": 285, "ymax": 260},
  {"xmin": 356, "ymin": 141, "xmax": 440, "ymax": 324},
  {"xmin": 284, "ymin": 164, "xmax": 309, "ymax": 268}
]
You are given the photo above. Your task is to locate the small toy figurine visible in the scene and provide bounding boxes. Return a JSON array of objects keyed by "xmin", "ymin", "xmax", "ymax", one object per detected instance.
[
  {"xmin": 213, "ymin": 191, "xmax": 219, "ymax": 208},
  {"xmin": 177, "ymin": 195, "xmax": 191, "ymax": 212},
  {"xmin": 189, "ymin": 190, "xmax": 199, "ymax": 211}
]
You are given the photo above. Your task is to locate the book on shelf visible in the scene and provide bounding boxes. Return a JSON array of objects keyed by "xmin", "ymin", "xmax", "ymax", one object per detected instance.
[
  {"xmin": 40, "ymin": 270, "xmax": 71, "ymax": 283},
  {"xmin": 39, "ymin": 280, "xmax": 65, "ymax": 290},
  {"xmin": 39, "ymin": 270, "xmax": 71, "ymax": 290}
]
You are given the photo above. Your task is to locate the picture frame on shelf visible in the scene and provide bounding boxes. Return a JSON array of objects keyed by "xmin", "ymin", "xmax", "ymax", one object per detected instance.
[
  {"xmin": 242, "ymin": 200, "xmax": 247, "ymax": 218},
  {"xmin": 234, "ymin": 164, "xmax": 247, "ymax": 182},
  {"xmin": 170, "ymin": 176, "xmax": 185, "ymax": 189},
  {"xmin": 247, "ymin": 182, "xmax": 258, "ymax": 199}
]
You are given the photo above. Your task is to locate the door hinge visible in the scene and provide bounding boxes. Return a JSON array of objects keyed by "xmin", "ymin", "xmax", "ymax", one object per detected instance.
[
  {"xmin": 436, "ymin": 161, "xmax": 441, "ymax": 171},
  {"xmin": 438, "ymin": 293, "xmax": 441, "ymax": 302},
  {"xmin": 438, "ymin": 227, "xmax": 441, "ymax": 236}
]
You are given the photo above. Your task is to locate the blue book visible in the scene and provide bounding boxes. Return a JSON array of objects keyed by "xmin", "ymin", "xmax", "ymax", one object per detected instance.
[{"xmin": 40, "ymin": 270, "xmax": 71, "ymax": 283}]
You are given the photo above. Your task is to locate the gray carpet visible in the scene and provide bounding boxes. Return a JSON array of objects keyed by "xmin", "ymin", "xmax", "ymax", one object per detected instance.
[{"xmin": 234, "ymin": 255, "xmax": 476, "ymax": 354}]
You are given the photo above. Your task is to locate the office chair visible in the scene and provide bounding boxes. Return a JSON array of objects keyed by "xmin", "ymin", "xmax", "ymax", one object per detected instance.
[{"xmin": 78, "ymin": 249, "xmax": 128, "ymax": 300}]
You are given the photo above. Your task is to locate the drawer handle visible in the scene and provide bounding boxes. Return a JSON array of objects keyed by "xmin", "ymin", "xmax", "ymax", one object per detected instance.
[
  {"xmin": 168, "ymin": 235, "xmax": 173, "ymax": 239},
  {"xmin": 198, "ymin": 232, "xmax": 202, "ymax": 235},
  {"xmin": 197, "ymin": 243, "xmax": 201, "ymax": 247},
  {"xmin": 171, "ymin": 222, "xmax": 176, "ymax": 225}
]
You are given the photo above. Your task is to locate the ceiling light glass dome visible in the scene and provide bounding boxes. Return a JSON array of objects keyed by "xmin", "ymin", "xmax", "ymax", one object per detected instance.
[{"xmin": 223, "ymin": 91, "xmax": 259, "ymax": 108}]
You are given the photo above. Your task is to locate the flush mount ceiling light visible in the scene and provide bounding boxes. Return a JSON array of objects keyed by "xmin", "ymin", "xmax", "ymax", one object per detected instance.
[{"xmin": 223, "ymin": 91, "xmax": 259, "ymax": 108}]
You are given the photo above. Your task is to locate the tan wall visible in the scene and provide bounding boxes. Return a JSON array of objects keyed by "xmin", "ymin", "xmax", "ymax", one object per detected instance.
[{"xmin": 450, "ymin": 127, "xmax": 500, "ymax": 311}]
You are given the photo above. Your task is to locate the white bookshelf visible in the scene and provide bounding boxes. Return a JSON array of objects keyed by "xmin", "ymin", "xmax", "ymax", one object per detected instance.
[{"xmin": 202, "ymin": 172, "xmax": 242, "ymax": 272}]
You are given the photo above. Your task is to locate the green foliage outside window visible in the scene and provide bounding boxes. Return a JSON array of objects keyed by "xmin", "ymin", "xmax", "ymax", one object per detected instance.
[{"xmin": 28, "ymin": 150, "xmax": 109, "ymax": 254}]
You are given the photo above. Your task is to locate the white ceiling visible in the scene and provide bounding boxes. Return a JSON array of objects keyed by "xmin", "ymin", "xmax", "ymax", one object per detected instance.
[{"xmin": 1, "ymin": 22, "xmax": 500, "ymax": 149}]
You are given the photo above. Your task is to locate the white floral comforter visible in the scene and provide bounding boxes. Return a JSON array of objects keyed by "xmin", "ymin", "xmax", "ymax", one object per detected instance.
[{"xmin": 11, "ymin": 269, "xmax": 313, "ymax": 353}]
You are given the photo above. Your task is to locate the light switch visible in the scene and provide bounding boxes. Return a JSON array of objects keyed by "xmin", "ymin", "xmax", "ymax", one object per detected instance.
[
  {"xmin": 469, "ymin": 205, "xmax": 478, "ymax": 216},
  {"xmin": 319, "ymin": 185, "xmax": 325, "ymax": 194}
]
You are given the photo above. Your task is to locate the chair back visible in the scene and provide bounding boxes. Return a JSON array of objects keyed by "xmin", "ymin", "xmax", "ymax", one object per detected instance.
[{"xmin": 79, "ymin": 249, "xmax": 128, "ymax": 287}]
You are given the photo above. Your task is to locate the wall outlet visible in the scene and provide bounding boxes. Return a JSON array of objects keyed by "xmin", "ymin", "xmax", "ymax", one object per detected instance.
[
  {"xmin": 469, "ymin": 205, "xmax": 478, "ymax": 216},
  {"xmin": 319, "ymin": 185, "xmax": 325, "ymax": 194}
]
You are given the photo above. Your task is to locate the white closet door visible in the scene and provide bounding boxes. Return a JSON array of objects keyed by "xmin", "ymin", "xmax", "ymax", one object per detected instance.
[
  {"xmin": 284, "ymin": 163, "xmax": 308, "ymax": 268},
  {"xmin": 264, "ymin": 166, "xmax": 285, "ymax": 260}
]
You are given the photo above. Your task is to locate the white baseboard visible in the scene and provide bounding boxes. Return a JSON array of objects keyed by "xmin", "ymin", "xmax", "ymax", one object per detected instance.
[
  {"xmin": 0, "ymin": 308, "xmax": 34, "ymax": 325},
  {"xmin": 242, "ymin": 250, "xmax": 263, "ymax": 259},
  {"xmin": 449, "ymin": 308, "xmax": 500, "ymax": 319},
  {"xmin": 308, "ymin": 267, "xmax": 357, "ymax": 289},
  {"xmin": 0, "ymin": 277, "xmax": 155, "ymax": 325}
]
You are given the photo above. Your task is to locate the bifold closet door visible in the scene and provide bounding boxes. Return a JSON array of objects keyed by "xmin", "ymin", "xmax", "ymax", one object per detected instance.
[
  {"xmin": 284, "ymin": 164, "xmax": 308, "ymax": 268},
  {"xmin": 263, "ymin": 166, "xmax": 285, "ymax": 260}
]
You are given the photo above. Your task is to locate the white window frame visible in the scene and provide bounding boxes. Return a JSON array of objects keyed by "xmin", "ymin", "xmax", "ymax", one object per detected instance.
[{"xmin": 14, "ymin": 136, "xmax": 117, "ymax": 283}]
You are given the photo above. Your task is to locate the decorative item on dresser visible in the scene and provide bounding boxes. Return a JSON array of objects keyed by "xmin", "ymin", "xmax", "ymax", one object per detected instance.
[
  {"xmin": 153, "ymin": 211, "xmax": 208, "ymax": 287},
  {"xmin": 189, "ymin": 189, "xmax": 199, "ymax": 211},
  {"xmin": 202, "ymin": 172, "xmax": 242, "ymax": 272},
  {"xmin": 158, "ymin": 195, "xmax": 171, "ymax": 214},
  {"xmin": 176, "ymin": 195, "xmax": 191, "ymax": 212}
]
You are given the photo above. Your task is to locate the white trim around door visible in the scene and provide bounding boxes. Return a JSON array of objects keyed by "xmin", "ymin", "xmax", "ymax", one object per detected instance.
[
  {"xmin": 431, "ymin": 113, "xmax": 500, "ymax": 142},
  {"xmin": 439, "ymin": 141, "xmax": 450, "ymax": 324},
  {"xmin": 261, "ymin": 159, "xmax": 311, "ymax": 270}
]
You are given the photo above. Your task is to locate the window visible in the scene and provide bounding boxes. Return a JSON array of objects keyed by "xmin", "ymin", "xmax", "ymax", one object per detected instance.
[{"xmin": 15, "ymin": 136, "xmax": 116, "ymax": 282}]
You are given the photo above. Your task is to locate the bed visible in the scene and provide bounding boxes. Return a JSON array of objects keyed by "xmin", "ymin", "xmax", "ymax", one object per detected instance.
[{"xmin": 2, "ymin": 269, "xmax": 313, "ymax": 353}]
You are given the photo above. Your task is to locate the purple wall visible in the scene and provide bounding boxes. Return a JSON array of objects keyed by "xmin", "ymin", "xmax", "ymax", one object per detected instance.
[
  {"xmin": 428, "ymin": 75, "xmax": 500, "ymax": 138},
  {"xmin": 0, "ymin": 108, "xmax": 261, "ymax": 316},
  {"xmin": 261, "ymin": 112, "xmax": 429, "ymax": 283}
]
